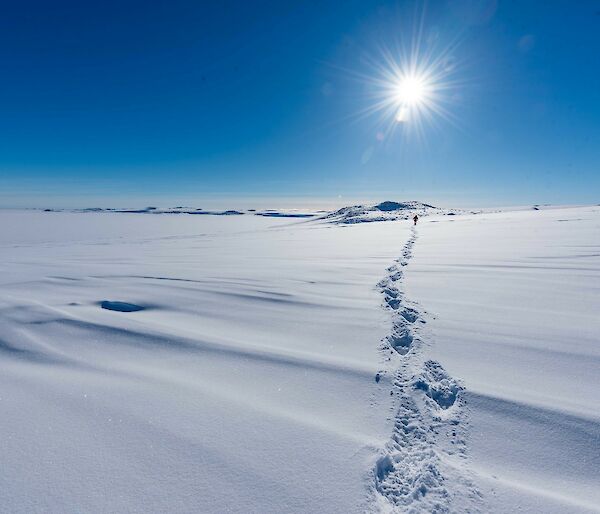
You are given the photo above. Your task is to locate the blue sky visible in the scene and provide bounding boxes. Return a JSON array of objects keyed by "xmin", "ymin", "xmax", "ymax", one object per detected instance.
[{"xmin": 0, "ymin": 0, "xmax": 598, "ymax": 207}]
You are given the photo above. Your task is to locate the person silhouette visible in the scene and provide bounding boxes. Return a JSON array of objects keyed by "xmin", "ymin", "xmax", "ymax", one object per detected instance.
[{"xmin": 413, "ymin": 214, "xmax": 418, "ymax": 226}]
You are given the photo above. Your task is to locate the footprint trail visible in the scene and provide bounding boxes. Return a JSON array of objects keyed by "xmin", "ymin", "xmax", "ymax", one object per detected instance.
[{"xmin": 372, "ymin": 226, "xmax": 481, "ymax": 513}]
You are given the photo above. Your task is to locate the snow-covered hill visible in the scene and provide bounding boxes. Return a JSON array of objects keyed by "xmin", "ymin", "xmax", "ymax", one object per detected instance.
[{"xmin": 320, "ymin": 200, "xmax": 459, "ymax": 224}]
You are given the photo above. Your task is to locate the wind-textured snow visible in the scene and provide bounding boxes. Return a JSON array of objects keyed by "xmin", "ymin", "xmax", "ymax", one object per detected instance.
[
  {"xmin": 0, "ymin": 204, "xmax": 598, "ymax": 513},
  {"xmin": 0, "ymin": 210, "xmax": 404, "ymax": 513},
  {"xmin": 405, "ymin": 205, "xmax": 600, "ymax": 513}
]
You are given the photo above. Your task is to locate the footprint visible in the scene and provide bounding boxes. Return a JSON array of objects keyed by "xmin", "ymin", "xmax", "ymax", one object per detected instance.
[
  {"xmin": 414, "ymin": 360, "xmax": 462, "ymax": 409},
  {"xmin": 400, "ymin": 308, "xmax": 419, "ymax": 323},
  {"xmin": 389, "ymin": 270, "xmax": 403, "ymax": 281},
  {"xmin": 383, "ymin": 287, "xmax": 399, "ymax": 299},
  {"xmin": 387, "ymin": 326, "xmax": 413, "ymax": 354},
  {"xmin": 377, "ymin": 278, "xmax": 390, "ymax": 288},
  {"xmin": 373, "ymin": 396, "xmax": 450, "ymax": 508},
  {"xmin": 385, "ymin": 297, "xmax": 401, "ymax": 310},
  {"xmin": 386, "ymin": 265, "xmax": 403, "ymax": 282},
  {"xmin": 375, "ymin": 454, "xmax": 394, "ymax": 482}
]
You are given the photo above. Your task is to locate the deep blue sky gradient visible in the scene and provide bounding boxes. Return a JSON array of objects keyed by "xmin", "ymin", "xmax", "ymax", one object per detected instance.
[{"xmin": 0, "ymin": 0, "xmax": 598, "ymax": 207}]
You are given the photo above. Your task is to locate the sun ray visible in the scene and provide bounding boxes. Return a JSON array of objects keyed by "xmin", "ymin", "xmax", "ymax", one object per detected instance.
[{"xmin": 354, "ymin": 15, "xmax": 466, "ymax": 146}]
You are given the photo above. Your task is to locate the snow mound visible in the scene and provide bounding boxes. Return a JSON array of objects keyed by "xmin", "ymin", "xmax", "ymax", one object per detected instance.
[{"xmin": 321, "ymin": 201, "xmax": 446, "ymax": 224}]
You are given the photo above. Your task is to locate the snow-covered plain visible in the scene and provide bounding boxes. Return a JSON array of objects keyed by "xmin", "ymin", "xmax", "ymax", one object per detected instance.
[
  {"xmin": 0, "ymin": 205, "xmax": 598, "ymax": 513},
  {"xmin": 406, "ymin": 205, "xmax": 600, "ymax": 513}
]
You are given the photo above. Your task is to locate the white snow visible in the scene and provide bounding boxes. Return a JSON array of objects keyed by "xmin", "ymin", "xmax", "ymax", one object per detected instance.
[
  {"xmin": 405, "ymin": 205, "xmax": 600, "ymax": 513},
  {"xmin": 0, "ymin": 210, "xmax": 404, "ymax": 513},
  {"xmin": 0, "ymin": 204, "xmax": 598, "ymax": 513}
]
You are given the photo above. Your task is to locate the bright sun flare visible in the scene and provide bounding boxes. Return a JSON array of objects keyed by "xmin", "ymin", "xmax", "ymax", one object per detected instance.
[
  {"xmin": 359, "ymin": 28, "xmax": 461, "ymax": 137},
  {"xmin": 394, "ymin": 75, "xmax": 428, "ymax": 106}
]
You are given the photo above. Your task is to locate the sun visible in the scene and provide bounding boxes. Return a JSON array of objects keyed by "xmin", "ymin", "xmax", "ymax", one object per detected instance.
[
  {"xmin": 354, "ymin": 23, "xmax": 463, "ymax": 138},
  {"xmin": 394, "ymin": 74, "xmax": 429, "ymax": 107},
  {"xmin": 392, "ymin": 73, "xmax": 432, "ymax": 123}
]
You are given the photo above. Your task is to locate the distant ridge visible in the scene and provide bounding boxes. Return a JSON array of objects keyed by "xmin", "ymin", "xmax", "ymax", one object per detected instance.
[{"xmin": 38, "ymin": 201, "xmax": 462, "ymax": 224}]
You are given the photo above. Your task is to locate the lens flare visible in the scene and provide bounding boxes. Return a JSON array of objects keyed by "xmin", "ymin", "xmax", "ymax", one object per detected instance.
[
  {"xmin": 367, "ymin": 44, "xmax": 461, "ymax": 139},
  {"xmin": 349, "ymin": 15, "xmax": 465, "ymax": 143}
]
